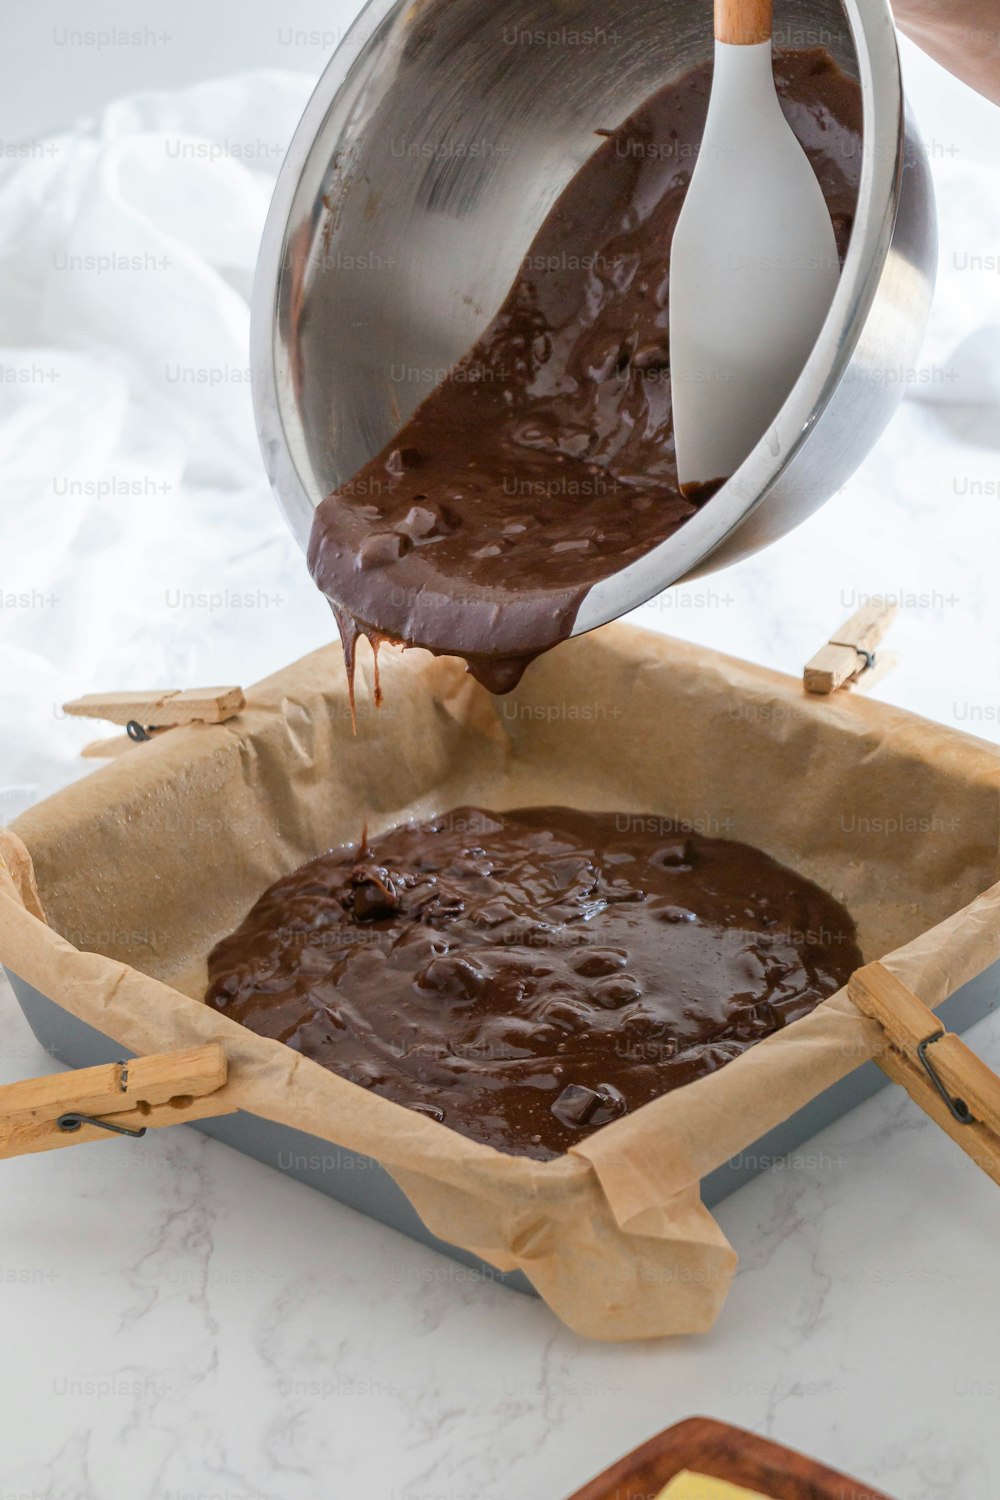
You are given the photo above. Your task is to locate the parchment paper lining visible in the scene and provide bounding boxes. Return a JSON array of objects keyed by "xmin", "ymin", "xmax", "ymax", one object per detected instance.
[{"xmin": 3, "ymin": 623, "xmax": 1000, "ymax": 1340}]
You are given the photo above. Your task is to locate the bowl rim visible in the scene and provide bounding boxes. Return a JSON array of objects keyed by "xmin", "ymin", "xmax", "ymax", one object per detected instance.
[
  {"xmin": 251, "ymin": 0, "xmax": 905, "ymax": 628},
  {"xmin": 252, "ymin": 0, "xmax": 401, "ymax": 552}
]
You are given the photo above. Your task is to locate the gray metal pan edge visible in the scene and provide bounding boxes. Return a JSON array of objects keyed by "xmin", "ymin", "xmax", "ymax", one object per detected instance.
[{"xmin": 6, "ymin": 962, "xmax": 999, "ymax": 1296}]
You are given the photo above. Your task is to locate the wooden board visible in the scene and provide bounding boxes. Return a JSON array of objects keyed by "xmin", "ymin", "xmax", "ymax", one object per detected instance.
[{"xmin": 566, "ymin": 1419, "xmax": 892, "ymax": 1500}]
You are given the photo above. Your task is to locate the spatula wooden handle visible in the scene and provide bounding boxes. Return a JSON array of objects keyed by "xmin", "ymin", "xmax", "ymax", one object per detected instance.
[{"xmin": 716, "ymin": 0, "xmax": 772, "ymax": 45}]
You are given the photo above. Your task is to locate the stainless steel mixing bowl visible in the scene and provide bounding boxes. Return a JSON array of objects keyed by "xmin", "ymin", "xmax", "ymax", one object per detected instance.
[{"xmin": 252, "ymin": 0, "xmax": 937, "ymax": 632}]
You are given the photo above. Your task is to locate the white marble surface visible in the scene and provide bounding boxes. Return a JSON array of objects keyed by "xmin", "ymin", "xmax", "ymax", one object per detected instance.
[
  {"xmin": 3, "ymin": 8, "xmax": 1000, "ymax": 1498},
  {"xmin": 3, "ymin": 964, "xmax": 1000, "ymax": 1500}
]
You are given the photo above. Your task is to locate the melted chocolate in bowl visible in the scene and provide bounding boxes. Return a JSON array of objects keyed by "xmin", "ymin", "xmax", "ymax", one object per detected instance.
[
  {"xmin": 205, "ymin": 807, "xmax": 863, "ymax": 1158},
  {"xmin": 308, "ymin": 50, "xmax": 863, "ymax": 695}
]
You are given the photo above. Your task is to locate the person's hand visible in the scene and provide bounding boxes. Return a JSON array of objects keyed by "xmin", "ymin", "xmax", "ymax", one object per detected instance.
[{"xmin": 892, "ymin": 0, "xmax": 1000, "ymax": 104}]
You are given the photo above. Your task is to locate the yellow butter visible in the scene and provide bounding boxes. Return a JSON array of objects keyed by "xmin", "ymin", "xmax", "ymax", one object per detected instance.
[{"xmin": 656, "ymin": 1472, "xmax": 774, "ymax": 1500}]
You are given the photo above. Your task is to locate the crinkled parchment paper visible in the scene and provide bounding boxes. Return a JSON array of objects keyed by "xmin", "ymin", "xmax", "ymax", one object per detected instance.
[{"xmin": 3, "ymin": 623, "xmax": 1000, "ymax": 1340}]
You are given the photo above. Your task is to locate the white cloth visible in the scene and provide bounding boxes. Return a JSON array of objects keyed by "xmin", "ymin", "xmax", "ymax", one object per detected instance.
[{"xmin": 0, "ymin": 73, "xmax": 331, "ymax": 812}]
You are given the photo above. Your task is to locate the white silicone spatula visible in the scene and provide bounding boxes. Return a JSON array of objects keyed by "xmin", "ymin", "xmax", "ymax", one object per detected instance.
[{"xmin": 669, "ymin": 0, "xmax": 841, "ymax": 494}]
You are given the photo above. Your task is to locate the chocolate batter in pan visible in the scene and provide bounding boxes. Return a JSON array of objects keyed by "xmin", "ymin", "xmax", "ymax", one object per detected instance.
[
  {"xmin": 205, "ymin": 807, "xmax": 863, "ymax": 1158},
  {"xmin": 308, "ymin": 49, "xmax": 863, "ymax": 695}
]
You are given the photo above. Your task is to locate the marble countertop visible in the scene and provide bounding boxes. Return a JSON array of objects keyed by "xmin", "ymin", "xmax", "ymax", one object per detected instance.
[
  {"xmin": 3, "ymin": 959, "xmax": 999, "ymax": 1500},
  {"xmin": 3, "ymin": 6, "xmax": 1000, "ymax": 1498}
]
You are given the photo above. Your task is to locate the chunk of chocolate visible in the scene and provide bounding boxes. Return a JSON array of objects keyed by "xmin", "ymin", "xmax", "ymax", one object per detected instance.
[
  {"xmin": 552, "ymin": 1083, "xmax": 603, "ymax": 1129},
  {"xmin": 356, "ymin": 531, "xmax": 411, "ymax": 571},
  {"xmin": 348, "ymin": 864, "xmax": 400, "ymax": 921}
]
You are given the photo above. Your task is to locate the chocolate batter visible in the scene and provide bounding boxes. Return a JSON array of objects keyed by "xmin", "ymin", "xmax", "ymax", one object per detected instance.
[
  {"xmin": 308, "ymin": 50, "xmax": 863, "ymax": 694},
  {"xmin": 205, "ymin": 807, "xmax": 862, "ymax": 1158}
]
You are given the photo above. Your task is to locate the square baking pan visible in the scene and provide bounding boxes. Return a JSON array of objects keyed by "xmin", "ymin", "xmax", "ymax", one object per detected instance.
[{"xmin": 5, "ymin": 623, "xmax": 1000, "ymax": 1335}]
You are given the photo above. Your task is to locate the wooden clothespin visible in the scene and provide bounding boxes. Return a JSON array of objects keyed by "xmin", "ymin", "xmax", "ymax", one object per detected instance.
[
  {"xmin": 62, "ymin": 686, "xmax": 246, "ymax": 758},
  {"xmin": 803, "ymin": 599, "xmax": 898, "ymax": 695},
  {"xmin": 850, "ymin": 962, "xmax": 1000, "ymax": 1188},
  {"xmin": 0, "ymin": 1044, "xmax": 237, "ymax": 1159}
]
